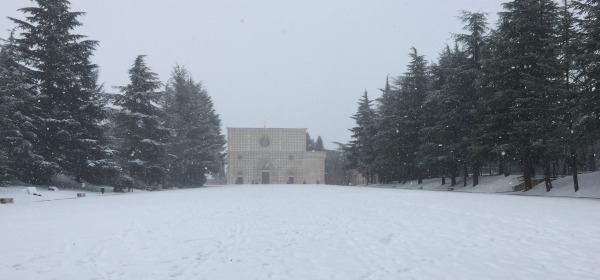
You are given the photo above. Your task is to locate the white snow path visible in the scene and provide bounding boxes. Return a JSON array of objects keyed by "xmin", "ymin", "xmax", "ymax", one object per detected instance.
[{"xmin": 1, "ymin": 184, "xmax": 599, "ymax": 280}]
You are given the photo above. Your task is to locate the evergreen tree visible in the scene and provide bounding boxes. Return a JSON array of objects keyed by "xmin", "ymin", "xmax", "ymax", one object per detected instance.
[
  {"xmin": 9, "ymin": 0, "xmax": 117, "ymax": 183},
  {"xmin": 558, "ymin": 0, "xmax": 586, "ymax": 191},
  {"xmin": 373, "ymin": 76, "xmax": 424, "ymax": 184},
  {"xmin": 425, "ymin": 45, "xmax": 471, "ymax": 186},
  {"xmin": 315, "ymin": 136, "xmax": 325, "ymax": 151},
  {"xmin": 306, "ymin": 132, "xmax": 316, "ymax": 151},
  {"xmin": 348, "ymin": 91, "xmax": 377, "ymax": 184},
  {"xmin": 114, "ymin": 55, "xmax": 168, "ymax": 186},
  {"xmin": 573, "ymin": 0, "xmax": 600, "ymax": 191},
  {"xmin": 482, "ymin": 0, "xmax": 562, "ymax": 190},
  {"xmin": 575, "ymin": 0, "xmax": 600, "ymax": 131},
  {"xmin": 372, "ymin": 49, "xmax": 430, "ymax": 184},
  {"xmin": 477, "ymin": 29, "xmax": 516, "ymax": 177},
  {"xmin": 397, "ymin": 47, "xmax": 430, "ymax": 183},
  {"xmin": 163, "ymin": 65, "xmax": 225, "ymax": 186},
  {"xmin": 0, "ymin": 41, "xmax": 10, "ymax": 184},
  {"xmin": 454, "ymin": 11, "xmax": 489, "ymax": 186},
  {"xmin": 0, "ymin": 150, "xmax": 8, "ymax": 185},
  {"xmin": 0, "ymin": 32, "xmax": 56, "ymax": 183},
  {"xmin": 373, "ymin": 77, "xmax": 400, "ymax": 183}
]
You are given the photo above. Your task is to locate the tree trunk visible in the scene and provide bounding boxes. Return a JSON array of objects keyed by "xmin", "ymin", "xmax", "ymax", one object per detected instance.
[
  {"xmin": 463, "ymin": 164, "xmax": 468, "ymax": 187},
  {"xmin": 543, "ymin": 156, "xmax": 553, "ymax": 192},
  {"xmin": 581, "ymin": 149, "xmax": 588, "ymax": 172},
  {"xmin": 522, "ymin": 156, "xmax": 533, "ymax": 191},
  {"xmin": 570, "ymin": 147, "xmax": 579, "ymax": 192},
  {"xmin": 450, "ymin": 162, "xmax": 457, "ymax": 186},
  {"xmin": 440, "ymin": 165, "xmax": 445, "ymax": 185},
  {"xmin": 472, "ymin": 161, "xmax": 480, "ymax": 187},
  {"xmin": 499, "ymin": 160, "xmax": 505, "ymax": 176},
  {"xmin": 589, "ymin": 147, "xmax": 596, "ymax": 171}
]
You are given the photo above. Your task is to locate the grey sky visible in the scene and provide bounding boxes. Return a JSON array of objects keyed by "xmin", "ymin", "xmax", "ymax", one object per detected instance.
[{"xmin": 1, "ymin": 0, "xmax": 506, "ymax": 149}]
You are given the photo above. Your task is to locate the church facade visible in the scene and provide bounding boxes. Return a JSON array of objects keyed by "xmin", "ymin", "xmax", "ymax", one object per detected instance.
[{"xmin": 226, "ymin": 128, "xmax": 326, "ymax": 184}]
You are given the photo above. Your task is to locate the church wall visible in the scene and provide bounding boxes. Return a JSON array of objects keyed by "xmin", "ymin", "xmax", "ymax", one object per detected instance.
[{"xmin": 227, "ymin": 128, "xmax": 319, "ymax": 185}]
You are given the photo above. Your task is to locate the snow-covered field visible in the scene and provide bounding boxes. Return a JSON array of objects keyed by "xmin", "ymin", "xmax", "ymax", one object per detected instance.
[{"xmin": 1, "ymin": 184, "xmax": 599, "ymax": 280}]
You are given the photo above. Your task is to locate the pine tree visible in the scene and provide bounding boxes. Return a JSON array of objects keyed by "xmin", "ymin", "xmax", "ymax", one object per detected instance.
[
  {"xmin": 0, "ymin": 32, "xmax": 56, "ymax": 183},
  {"xmin": 315, "ymin": 136, "xmax": 325, "ymax": 151},
  {"xmin": 477, "ymin": 29, "xmax": 516, "ymax": 177},
  {"xmin": 348, "ymin": 91, "xmax": 377, "ymax": 184},
  {"xmin": 306, "ymin": 132, "xmax": 316, "ymax": 151},
  {"xmin": 557, "ymin": 0, "xmax": 586, "ymax": 192},
  {"xmin": 372, "ymin": 49, "xmax": 430, "ymax": 184},
  {"xmin": 0, "ymin": 41, "xmax": 10, "ymax": 184},
  {"xmin": 398, "ymin": 47, "xmax": 430, "ymax": 184},
  {"xmin": 163, "ymin": 65, "xmax": 225, "ymax": 186},
  {"xmin": 373, "ymin": 76, "xmax": 422, "ymax": 184},
  {"xmin": 573, "ymin": 0, "xmax": 600, "ymax": 191},
  {"xmin": 373, "ymin": 77, "xmax": 399, "ymax": 183},
  {"xmin": 454, "ymin": 11, "xmax": 489, "ymax": 187},
  {"xmin": 114, "ymin": 55, "xmax": 169, "ymax": 186},
  {"xmin": 9, "ymin": 0, "xmax": 117, "ymax": 183},
  {"xmin": 483, "ymin": 0, "xmax": 562, "ymax": 190},
  {"xmin": 425, "ymin": 45, "xmax": 471, "ymax": 186},
  {"xmin": 575, "ymin": 0, "xmax": 600, "ymax": 129},
  {"xmin": 0, "ymin": 150, "xmax": 8, "ymax": 185}
]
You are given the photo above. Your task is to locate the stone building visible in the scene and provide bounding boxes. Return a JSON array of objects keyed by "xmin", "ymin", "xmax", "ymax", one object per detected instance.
[{"xmin": 227, "ymin": 128, "xmax": 326, "ymax": 184}]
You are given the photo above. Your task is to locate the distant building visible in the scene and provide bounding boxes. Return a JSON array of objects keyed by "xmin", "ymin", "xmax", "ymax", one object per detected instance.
[{"xmin": 227, "ymin": 128, "xmax": 326, "ymax": 184}]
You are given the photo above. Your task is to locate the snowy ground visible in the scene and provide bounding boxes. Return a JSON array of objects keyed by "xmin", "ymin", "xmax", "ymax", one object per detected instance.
[
  {"xmin": 0, "ymin": 186, "xmax": 112, "ymax": 203},
  {"xmin": 522, "ymin": 172, "xmax": 600, "ymax": 198},
  {"xmin": 1, "ymin": 184, "xmax": 599, "ymax": 280},
  {"xmin": 388, "ymin": 172, "xmax": 600, "ymax": 199}
]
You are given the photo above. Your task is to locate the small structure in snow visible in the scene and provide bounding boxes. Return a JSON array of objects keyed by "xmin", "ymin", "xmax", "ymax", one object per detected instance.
[
  {"xmin": 0, "ymin": 198, "xmax": 14, "ymax": 204},
  {"xmin": 27, "ymin": 187, "xmax": 42, "ymax": 196}
]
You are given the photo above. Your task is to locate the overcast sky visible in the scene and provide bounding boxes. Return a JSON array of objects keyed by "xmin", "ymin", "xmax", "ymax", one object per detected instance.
[{"xmin": 1, "ymin": 0, "xmax": 507, "ymax": 149}]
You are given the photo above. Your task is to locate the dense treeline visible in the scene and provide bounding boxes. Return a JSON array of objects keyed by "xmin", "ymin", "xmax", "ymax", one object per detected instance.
[
  {"xmin": 345, "ymin": 0, "xmax": 600, "ymax": 191},
  {"xmin": 0, "ymin": 0, "xmax": 225, "ymax": 190}
]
